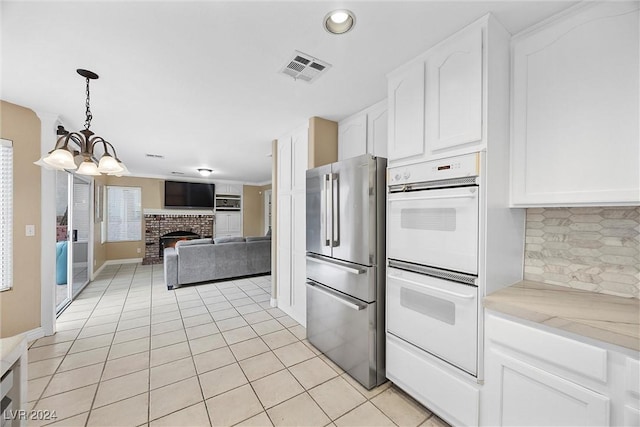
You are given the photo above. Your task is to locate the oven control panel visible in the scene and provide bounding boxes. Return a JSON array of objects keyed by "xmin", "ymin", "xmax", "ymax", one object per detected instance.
[{"xmin": 388, "ymin": 152, "xmax": 480, "ymax": 185}]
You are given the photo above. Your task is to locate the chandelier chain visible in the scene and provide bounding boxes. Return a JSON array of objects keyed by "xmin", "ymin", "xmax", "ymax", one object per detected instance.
[{"xmin": 84, "ymin": 77, "xmax": 92, "ymax": 130}]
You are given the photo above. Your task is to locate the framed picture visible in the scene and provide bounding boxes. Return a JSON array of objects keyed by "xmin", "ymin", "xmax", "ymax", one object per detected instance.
[{"xmin": 95, "ymin": 183, "xmax": 103, "ymax": 222}]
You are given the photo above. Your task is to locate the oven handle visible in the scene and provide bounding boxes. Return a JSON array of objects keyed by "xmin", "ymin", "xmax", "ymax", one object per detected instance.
[
  {"xmin": 306, "ymin": 255, "xmax": 364, "ymax": 275},
  {"xmin": 388, "ymin": 274, "xmax": 475, "ymax": 300},
  {"xmin": 306, "ymin": 281, "xmax": 365, "ymax": 311},
  {"xmin": 388, "ymin": 193, "xmax": 477, "ymax": 202}
]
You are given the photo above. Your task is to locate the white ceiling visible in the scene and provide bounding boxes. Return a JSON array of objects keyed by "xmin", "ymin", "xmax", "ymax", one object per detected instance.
[{"xmin": 1, "ymin": 0, "xmax": 576, "ymax": 185}]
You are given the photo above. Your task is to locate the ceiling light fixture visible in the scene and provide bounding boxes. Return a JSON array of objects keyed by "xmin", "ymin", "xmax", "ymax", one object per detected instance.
[
  {"xmin": 35, "ymin": 69, "xmax": 129, "ymax": 176},
  {"xmin": 324, "ymin": 9, "xmax": 355, "ymax": 34},
  {"xmin": 197, "ymin": 168, "xmax": 213, "ymax": 177}
]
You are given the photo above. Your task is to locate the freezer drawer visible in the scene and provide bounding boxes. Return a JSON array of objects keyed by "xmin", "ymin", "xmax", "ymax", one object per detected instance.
[
  {"xmin": 387, "ymin": 267, "xmax": 478, "ymax": 375},
  {"xmin": 306, "ymin": 254, "xmax": 376, "ymax": 302},
  {"xmin": 306, "ymin": 280, "xmax": 380, "ymax": 389}
]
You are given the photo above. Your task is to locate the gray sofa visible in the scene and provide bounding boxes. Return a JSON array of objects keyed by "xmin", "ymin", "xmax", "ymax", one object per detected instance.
[{"xmin": 163, "ymin": 236, "xmax": 271, "ymax": 289}]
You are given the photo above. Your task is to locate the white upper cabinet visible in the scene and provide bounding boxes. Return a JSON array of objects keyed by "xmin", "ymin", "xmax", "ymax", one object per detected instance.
[
  {"xmin": 338, "ymin": 113, "xmax": 367, "ymax": 160},
  {"xmin": 387, "ymin": 15, "xmax": 508, "ymax": 165},
  {"xmin": 338, "ymin": 100, "xmax": 388, "ymax": 161},
  {"xmin": 388, "ymin": 63, "xmax": 425, "ymax": 162},
  {"xmin": 216, "ymin": 184, "xmax": 242, "ymax": 195},
  {"xmin": 426, "ymin": 26, "xmax": 483, "ymax": 153},
  {"xmin": 511, "ymin": 2, "xmax": 640, "ymax": 206},
  {"xmin": 367, "ymin": 101, "xmax": 388, "ymax": 159}
]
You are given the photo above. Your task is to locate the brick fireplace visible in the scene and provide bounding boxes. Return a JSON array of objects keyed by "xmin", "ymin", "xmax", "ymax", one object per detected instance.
[{"xmin": 143, "ymin": 212, "xmax": 214, "ymax": 265}]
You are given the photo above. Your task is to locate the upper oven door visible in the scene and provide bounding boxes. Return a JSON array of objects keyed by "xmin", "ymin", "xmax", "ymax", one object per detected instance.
[{"xmin": 388, "ymin": 185, "xmax": 479, "ymax": 274}]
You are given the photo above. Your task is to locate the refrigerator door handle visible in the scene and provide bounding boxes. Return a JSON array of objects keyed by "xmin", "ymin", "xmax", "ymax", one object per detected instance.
[
  {"xmin": 321, "ymin": 174, "xmax": 327, "ymax": 247},
  {"xmin": 306, "ymin": 255, "xmax": 365, "ymax": 275},
  {"xmin": 325, "ymin": 173, "xmax": 333, "ymax": 247},
  {"xmin": 332, "ymin": 173, "xmax": 339, "ymax": 247},
  {"xmin": 306, "ymin": 281, "xmax": 365, "ymax": 311}
]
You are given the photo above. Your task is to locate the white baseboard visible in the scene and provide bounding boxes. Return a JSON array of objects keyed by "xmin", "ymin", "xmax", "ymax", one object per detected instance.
[
  {"xmin": 91, "ymin": 263, "xmax": 107, "ymax": 280},
  {"xmin": 25, "ymin": 326, "xmax": 45, "ymax": 343},
  {"xmin": 104, "ymin": 258, "xmax": 143, "ymax": 265},
  {"xmin": 270, "ymin": 297, "xmax": 277, "ymax": 308}
]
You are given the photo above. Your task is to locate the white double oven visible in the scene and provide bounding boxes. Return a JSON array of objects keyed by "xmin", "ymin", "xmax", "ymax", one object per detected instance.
[{"xmin": 386, "ymin": 152, "xmax": 481, "ymax": 376}]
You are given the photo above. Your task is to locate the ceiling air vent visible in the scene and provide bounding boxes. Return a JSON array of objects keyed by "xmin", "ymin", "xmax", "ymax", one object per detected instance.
[{"xmin": 280, "ymin": 51, "xmax": 331, "ymax": 83}]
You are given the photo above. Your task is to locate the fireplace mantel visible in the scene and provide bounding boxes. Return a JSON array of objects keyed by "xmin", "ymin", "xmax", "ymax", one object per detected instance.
[{"xmin": 144, "ymin": 208, "xmax": 214, "ymax": 216}]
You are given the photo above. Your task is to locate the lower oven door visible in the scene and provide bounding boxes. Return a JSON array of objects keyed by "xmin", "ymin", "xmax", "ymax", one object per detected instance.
[
  {"xmin": 306, "ymin": 280, "xmax": 378, "ymax": 389},
  {"xmin": 387, "ymin": 267, "xmax": 478, "ymax": 375},
  {"xmin": 388, "ymin": 185, "xmax": 479, "ymax": 274}
]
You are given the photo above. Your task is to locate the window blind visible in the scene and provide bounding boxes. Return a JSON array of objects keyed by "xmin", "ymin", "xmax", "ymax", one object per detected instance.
[
  {"xmin": 0, "ymin": 139, "xmax": 13, "ymax": 291},
  {"xmin": 106, "ymin": 186, "xmax": 141, "ymax": 242}
]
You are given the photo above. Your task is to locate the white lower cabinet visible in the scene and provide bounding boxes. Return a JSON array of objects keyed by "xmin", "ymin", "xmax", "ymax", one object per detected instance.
[
  {"xmin": 387, "ymin": 334, "xmax": 480, "ymax": 427},
  {"xmin": 482, "ymin": 311, "xmax": 639, "ymax": 427},
  {"xmin": 214, "ymin": 212, "xmax": 242, "ymax": 237}
]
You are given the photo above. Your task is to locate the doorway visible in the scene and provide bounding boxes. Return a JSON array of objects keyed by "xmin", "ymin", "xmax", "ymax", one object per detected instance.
[{"xmin": 55, "ymin": 172, "xmax": 91, "ymax": 314}]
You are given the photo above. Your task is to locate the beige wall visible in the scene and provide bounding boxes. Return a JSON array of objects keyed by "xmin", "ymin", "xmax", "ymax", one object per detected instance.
[
  {"xmin": 308, "ymin": 117, "xmax": 338, "ymax": 168},
  {"xmin": 0, "ymin": 101, "xmax": 42, "ymax": 337},
  {"xmin": 242, "ymin": 184, "xmax": 272, "ymax": 237},
  {"xmin": 103, "ymin": 175, "xmax": 163, "ymax": 260}
]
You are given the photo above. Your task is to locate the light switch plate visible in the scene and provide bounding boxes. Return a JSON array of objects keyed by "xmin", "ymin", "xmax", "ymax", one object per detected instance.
[{"xmin": 25, "ymin": 225, "xmax": 35, "ymax": 236}]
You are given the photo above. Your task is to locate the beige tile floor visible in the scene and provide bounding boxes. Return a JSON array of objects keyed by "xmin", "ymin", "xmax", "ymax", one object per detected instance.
[{"xmin": 27, "ymin": 263, "xmax": 451, "ymax": 427}]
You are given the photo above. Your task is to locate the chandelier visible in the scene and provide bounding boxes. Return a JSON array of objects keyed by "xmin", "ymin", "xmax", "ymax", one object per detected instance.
[{"xmin": 35, "ymin": 69, "xmax": 129, "ymax": 176}]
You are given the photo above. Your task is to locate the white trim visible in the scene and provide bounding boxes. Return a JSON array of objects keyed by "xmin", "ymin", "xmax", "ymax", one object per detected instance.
[
  {"xmin": 35, "ymin": 111, "xmax": 61, "ymax": 337},
  {"xmin": 25, "ymin": 326, "xmax": 45, "ymax": 342},
  {"xmin": 104, "ymin": 258, "xmax": 143, "ymax": 265},
  {"xmin": 143, "ymin": 208, "xmax": 214, "ymax": 216},
  {"xmin": 270, "ymin": 297, "xmax": 277, "ymax": 308},
  {"xmin": 91, "ymin": 262, "xmax": 107, "ymax": 280}
]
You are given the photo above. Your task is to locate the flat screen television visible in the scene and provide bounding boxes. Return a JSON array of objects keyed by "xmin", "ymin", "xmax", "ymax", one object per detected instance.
[{"xmin": 164, "ymin": 181, "xmax": 215, "ymax": 209}]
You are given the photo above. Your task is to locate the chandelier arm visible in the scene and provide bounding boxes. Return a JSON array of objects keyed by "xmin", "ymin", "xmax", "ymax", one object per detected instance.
[{"xmin": 66, "ymin": 133, "xmax": 86, "ymax": 152}]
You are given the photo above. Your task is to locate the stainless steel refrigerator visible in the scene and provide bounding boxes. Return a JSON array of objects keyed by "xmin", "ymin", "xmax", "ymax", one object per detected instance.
[{"xmin": 305, "ymin": 154, "xmax": 386, "ymax": 390}]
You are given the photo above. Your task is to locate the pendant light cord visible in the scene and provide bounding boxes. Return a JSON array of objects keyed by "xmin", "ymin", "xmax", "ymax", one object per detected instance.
[{"xmin": 84, "ymin": 77, "xmax": 92, "ymax": 130}]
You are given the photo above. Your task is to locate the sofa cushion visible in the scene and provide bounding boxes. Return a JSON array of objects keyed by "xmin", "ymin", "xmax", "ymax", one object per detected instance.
[
  {"xmin": 214, "ymin": 236, "xmax": 246, "ymax": 244},
  {"xmin": 246, "ymin": 236, "xmax": 271, "ymax": 242},
  {"xmin": 175, "ymin": 238, "xmax": 212, "ymax": 248}
]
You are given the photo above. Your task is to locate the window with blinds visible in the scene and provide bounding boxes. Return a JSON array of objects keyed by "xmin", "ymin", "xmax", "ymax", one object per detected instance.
[
  {"xmin": 1, "ymin": 139, "xmax": 13, "ymax": 291},
  {"xmin": 106, "ymin": 186, "xmax": 142, "ymax": 242}
]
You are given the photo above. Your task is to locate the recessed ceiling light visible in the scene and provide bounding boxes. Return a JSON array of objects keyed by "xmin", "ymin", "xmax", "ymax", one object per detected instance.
[
  {"xmin": 197, "ymin": 168, "xmax": 213, "ymax": 177},
  {"xmin": 324, "ymin": 9, "xmax": 355, "ymax": 34}
]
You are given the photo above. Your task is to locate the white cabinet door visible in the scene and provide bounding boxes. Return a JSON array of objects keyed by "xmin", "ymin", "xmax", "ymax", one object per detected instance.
[
  {"xmin": 291, "ymin": 192, "xmax": 306, "ymax": 323},
  {"xmin": 485, "ymin": 347, "xmax": 610, "ymax": 426},
  {"xmin": 291, "ymin": 126, "xmax": 308, "ymax": 193},
  {"xmin": 277, "ymin": 136, "xmax": 293, "ymax": 194},
  {"xmin": 228, "ymin": 213, "xmax": 241, "ymax": 234},
  {"xmin": 511, "ymin": 2, "xmax": 640, "ymax": 206},
  {"xmin": 338, "ymin": 113, "xmax": 367, "ymax": 161},
  {"xmin": 216, "ymin": 184, "xmax": 241, "ymax": 195},
  {"xmin": 426, "ymin": 25, "xmax": 482, "ymax": 153},
  {"xmin": 388, "ymin": 62, "xmax": 425, "ymax": 163},
  {"xmin": 367, "ymin": 101, "xmax": 388, "ymax": 158},
  {"xmin": 276, "ymin": 196, "xmax": 292, "ymax": 308},
  {"xmin": 215, "ymin": 214, "xmax": 229, "ymax": 235}
]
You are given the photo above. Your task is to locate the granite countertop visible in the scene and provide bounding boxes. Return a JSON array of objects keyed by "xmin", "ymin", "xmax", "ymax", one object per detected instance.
[{"xmin": 483, "ymin": 280, "xmax": 640, "ymax": 352}]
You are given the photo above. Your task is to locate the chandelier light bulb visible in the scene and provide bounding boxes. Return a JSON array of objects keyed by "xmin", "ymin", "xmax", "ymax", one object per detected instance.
[
  {"xmin": 43, "ymin": 149, "xmax": 77, "ymax": 170},
  {"xmin": 76, "ymin": 159, "xmax": 101, "ymax": 176},
  {"xmin": 97, "ymin": 154, "xmax": 123, "ymax": 173}
]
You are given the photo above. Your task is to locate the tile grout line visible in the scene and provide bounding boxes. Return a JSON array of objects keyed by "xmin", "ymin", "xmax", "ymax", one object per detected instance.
[
  {"xmin": 28, "ymin": 265, "xmax": 121, "ymax": 423},
  {"xmin": 85, "ymin": 263, "xmax": 139, "ymax": 427}
]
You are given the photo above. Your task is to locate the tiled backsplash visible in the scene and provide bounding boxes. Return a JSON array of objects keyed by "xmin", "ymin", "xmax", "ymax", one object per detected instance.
[{"xmin": 524, "ymin": 207, "xmax": 640, "ymax": 298}]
